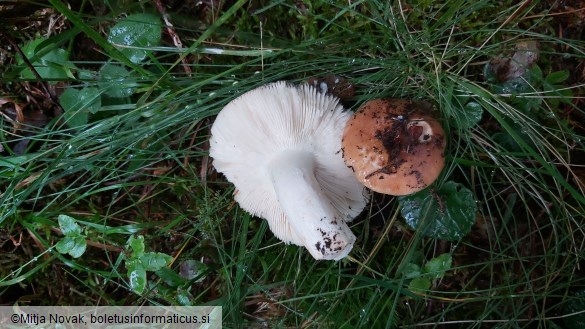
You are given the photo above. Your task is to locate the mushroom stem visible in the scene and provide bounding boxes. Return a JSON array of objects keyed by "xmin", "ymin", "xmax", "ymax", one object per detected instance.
[{"xmin": 267, "ymin": 150, "xmax": 356, "ymax": 260}]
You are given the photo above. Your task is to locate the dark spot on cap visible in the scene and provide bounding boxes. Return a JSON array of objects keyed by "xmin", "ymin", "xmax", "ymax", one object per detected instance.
[
  {"xmin": 315, "ymin": 241, "xmax": 323, "ymax": 254},
  {"xmin": 324, "ymin": 237, "xmax": 332, "ymax": 249}
]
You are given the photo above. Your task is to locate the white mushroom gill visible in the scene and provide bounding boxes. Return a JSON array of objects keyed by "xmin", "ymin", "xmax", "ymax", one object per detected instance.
[{"xmin": 209, "ymin": 81, "xmax": 368, "ymax": 260}]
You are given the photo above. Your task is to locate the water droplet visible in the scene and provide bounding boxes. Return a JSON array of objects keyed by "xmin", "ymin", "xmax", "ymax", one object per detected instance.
[{"xmin": 359, "ymin": 308, "xmax": 368, "ymax": 320}]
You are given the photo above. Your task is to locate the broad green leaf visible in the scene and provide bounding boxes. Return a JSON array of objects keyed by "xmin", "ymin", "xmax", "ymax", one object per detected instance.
[
  {"xmin": 77, "ymin": 70, "xmax": 96, "ymax": 80},
  {"xmin": 401, "ymin": 263, "xmax": 422, "ymax": 279},
  {"xmin": 492, "ymin": 120, "xmax": 536, "ymax": 152},
  {"xmin": 399, "ymin": 181, "xmax": 477, "ymax": 241},
  {"xmin": 78, "ymin": 87, "xmax": 102, "ymax": 114},
  {"xmin": 0, "ymin": 155, "xmax": 33, "ymax": 169},
  {"xmin": 68, "ymin": 236, "xmax": 87, "ymax": 258},
  {"xmin": 176, "ymin": 291, "xmax": 192, "ymax": 306},
  {"xmin": 423, "ymin": 253, "xmax": 452, "ymax": 279},
  {"xmin": 140, "ymin": 252, "xmax": 172, "ymax": 271},
  {"xmin": 459, "ymin": 102, "xmax": 483, "ymax": 129},
  {"xmin": 55, "ymin": 236, "xmax": 75, "ymax": 254},
  {"xmin": 492, "ymin": 132, "xmax": 520, "ymax": 152},
  {"xmin": 98, "ymin": 63, "xmax": 137, "ymax": 98},
  {"xmin": 127, "ymin": 264, "xmax": 147, "ymax": 294},
  {"xmin": 156, "ymin": 267, "xmax": 188, "ymax": 287},
  {"xmin": 408, "ymin": 277, "xmax": 431, "ymax": 293},
  {"xmin": 530, "ymin": 64, "xmax": 543, "ymax": 82},
  {"xmin": 58, "ymin": 214, "xmax": 81, "ymax": 236},
  {"xmin": 125, "ymin": 258, "xmax": 139, "ymax": 269},
  {"xmin": 492, "ymin": 76, "xmax": 532, "ymax": 95},
  {"xmin": 515, "ymin": 94, "xmax": 542, "ymax": 113},
  {"xmin": 107, "ymin": 13, "xmax": 162, "ymax": 64},
  {"xmin": 564, "ymin": 290, "xmax": 585, "ymax": 329},
  {"xmin": 128, "ymin": 235, "xmax": 145, "ymax": 258},
  {"xmin": 178, "ymin": 259, "xmax": 209, "ymax": 283},
  {"xmin": 59, "ymin": 87, "xmax": 101, "ymax": 127},
  {"xmin": 18, "ymin": 38, "xmax": 72, "ymax": 82},
  {"xmin": 545, "ymin": 70, "xmax": 570, "ymax": 85}
]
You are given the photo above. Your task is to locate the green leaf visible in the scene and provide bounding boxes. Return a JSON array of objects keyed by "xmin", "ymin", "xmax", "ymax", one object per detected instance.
[
  {"xmin": 423, "ymin": 253, "xmax": 452, "ymax": 279},
  {"xmin": 68, "ymin": 236, "xmax": 87, "ymax": 258},
  {"xmin": 107, "ymin": 13, "xmax": 162, "ymax": 64},
  {"xmin": 48, "ymin": 0, "xmax": 156, "ymax": 79},
  {"xmin": 18, "ymin": 37, "xmax": 72, "ymax": 82},
  {"xmin": 492, "ymin": 119, "xmax": 536, "ymax": 152},
  {"xmin": 98, "ymin": 63, "xmax": 137, "ymax": 98},
  {"xmin": 176, "ymin": 291, "xmax": 192, "ymax": 306},
  {"xmin": 514, "ymin": 94, "xmax": 542, "ymax": 113},
  {"xmin": 530, "ymin": 65, "xmax": 543, "ymax": 82},
  {"xmin": 127, "ymin": 263, "xmax": 147, "ymax": 294},
  {"xmin": 58, "ymin": 214, "xmax": 82, "ymax": 236},
  {"xmin": 125, "ymin": 257, "xmax": 139, "ymax": 269},
  {"xmin": 408, "ymin": 277, "xmax": 431, "ymax": 293},
  {"xmin": 399, "ymin": 181, "xmax": 477, "ymax": 241},
  {"xmin": 55, "ymin": 215, "xmax": 87, "ymax": 258},
  {"xmin": 401, "ymin": 263, "xmax": 422, "ymax": 279},
  {"xmin": 545, "ymin": 70, "xmax": 570, "ymax": 85},
  {"xmin": 79, "ymin": 87, "xmax": 102, "ymax": 114},
  {"xmin": 492, "ymin": 132, "xmax": 519, "ymax": 151},
  {"xmin": 156, "ymin": 267, "xmax": 188, "ymax": 287},
  {"xmin": 0, "ymin": 155, "xmax": 33, "ymax": 169},
  {"xmin": 77, "ymin": 70, "xmax": 96, "ymax": 81},
  {"xmin": 59, "ymin": 87, "xmax": 101, "ymax": 127},
  {"xmin": 140, "ymin": 252, "xmax": 172, "ymax": 271},
  {"xmin": 492, "ymin": 76, "xmax": 532, "ymax": 95},
  {"xmin": 128, "ymin": 235, "xmax": 145, "ymax": 258},
  {"xmin": 55, "ymin": 236, "xmax": 75, "ymax": 254},
  {"xmin": 178, "ymin": 259, "xmax": 209, "ymax": 283},
  {"xmin": 564, "ymin": 290, "xmax": 585, "ymax": 329},
  {"xmin": 459, "ymin": 102, "xmax": 483, "ymax": 129}
]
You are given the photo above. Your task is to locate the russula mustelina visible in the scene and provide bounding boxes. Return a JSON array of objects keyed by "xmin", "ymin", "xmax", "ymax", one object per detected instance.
[
  {"xmin": 341, "ymin": 99, "xmax": 446, "ymax": 196},
  {"xmin": 209, "ymin": 81, "xmax": 368, "ymax": 260}
]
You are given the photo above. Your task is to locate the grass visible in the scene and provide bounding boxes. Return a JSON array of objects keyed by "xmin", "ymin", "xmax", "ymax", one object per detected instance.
[{"xmin": 1, "ymin": 0, "xmax": 585, "ymax": 327}]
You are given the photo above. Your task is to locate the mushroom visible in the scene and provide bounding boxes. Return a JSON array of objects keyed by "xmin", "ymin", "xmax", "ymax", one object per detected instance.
[
  {"xmin": 341, "ymin": 99, "xmax": 446, "ymax": 196},
  {"xmin": 209, "ymin": 81, "xmax": 368, "ymax": 260}
]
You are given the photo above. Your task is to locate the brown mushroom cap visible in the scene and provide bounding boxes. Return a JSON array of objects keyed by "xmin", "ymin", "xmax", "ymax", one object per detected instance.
[{"xmin": 341, "ymin": 99, "xmax": 446, "ymax": 196}]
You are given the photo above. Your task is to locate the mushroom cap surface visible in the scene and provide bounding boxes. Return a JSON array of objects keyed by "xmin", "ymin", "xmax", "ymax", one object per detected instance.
[
  {"xmin": 209, "ymin": 81, "xmax": 368, "ymax": 248},
  {"xmin": 342, "ymin": 99, "xmax": 446, "ymax": 196}
]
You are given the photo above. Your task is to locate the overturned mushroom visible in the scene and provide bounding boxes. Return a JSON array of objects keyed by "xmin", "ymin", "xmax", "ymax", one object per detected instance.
[
  {"xmin": 342, "ymin": 99, "xmax": 446, "ymax": 196},
  {"xmin": 209, "ymin": 81, "xmax": 368, "ymax": 260}
]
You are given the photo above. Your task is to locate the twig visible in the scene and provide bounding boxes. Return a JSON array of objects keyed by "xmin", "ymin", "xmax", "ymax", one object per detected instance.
[
  {"xmin": 0, "ymin": 97, "xmax": 25, "ymax": 132},
  {"xmin": 522, "ymin": 7, "xmax": 585, "ymax": 20},
  {"xmin": 0, "ymin": 29, "xmax": 65, "ymax": 115},
  {"xmin": 152, "ymin": 0, "xmax": 193, "ymax": 76}
]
